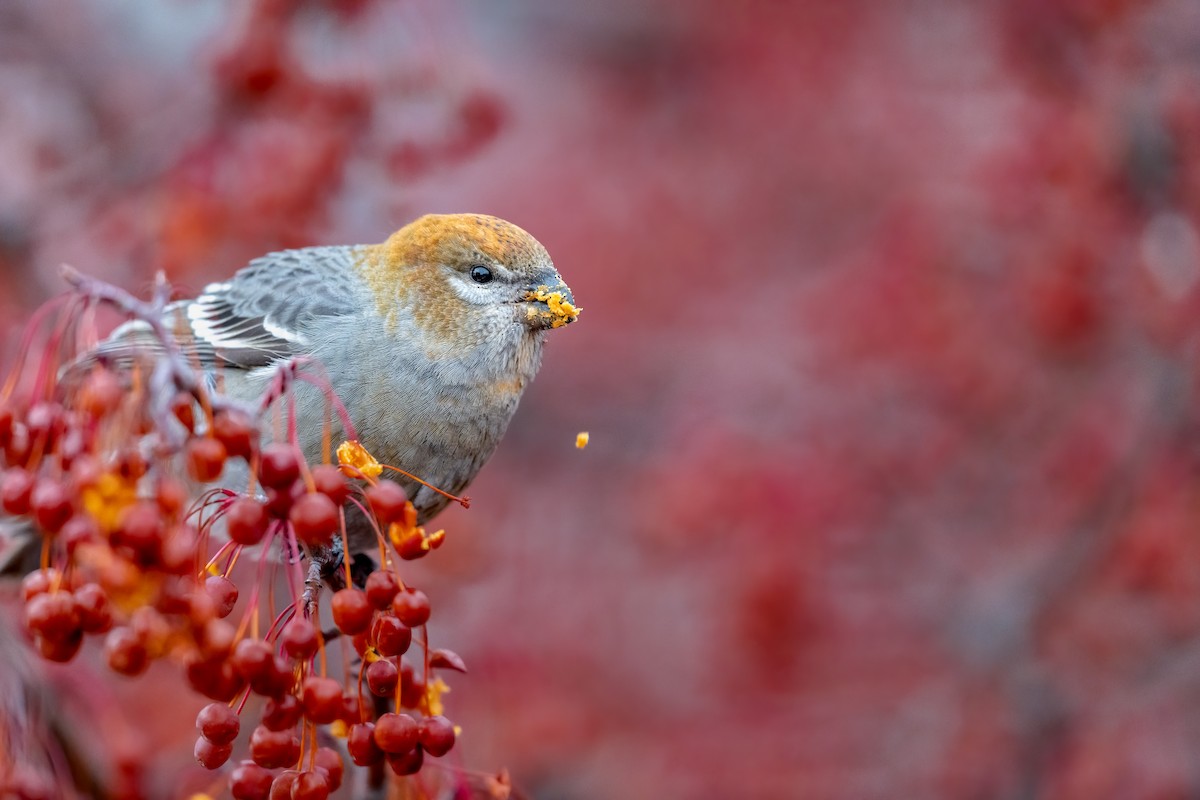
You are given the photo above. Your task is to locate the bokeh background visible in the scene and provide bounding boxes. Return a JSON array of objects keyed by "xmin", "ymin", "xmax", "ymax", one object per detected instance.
[{"xmin": 5, "ymin": 0, "xmax": 1200, "ymax": 798}]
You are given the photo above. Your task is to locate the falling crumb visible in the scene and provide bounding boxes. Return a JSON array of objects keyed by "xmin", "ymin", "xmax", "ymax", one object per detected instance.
[{"xmin": 576, "ymin": 431, "xmax": 589, "ymax": 449}]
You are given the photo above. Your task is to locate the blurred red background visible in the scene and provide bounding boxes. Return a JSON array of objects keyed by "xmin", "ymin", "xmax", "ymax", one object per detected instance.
[{"xmin": 4, "ymin": 0, "xmax": 1200, "ymax": 798}]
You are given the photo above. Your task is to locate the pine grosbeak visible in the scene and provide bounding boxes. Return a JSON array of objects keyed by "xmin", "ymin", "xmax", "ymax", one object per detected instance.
[{"xmin": 91, "ymin": 213, "xmax": 579, "ymax": 555}]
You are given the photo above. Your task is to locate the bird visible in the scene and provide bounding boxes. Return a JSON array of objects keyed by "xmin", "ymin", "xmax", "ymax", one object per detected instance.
[{"xmin": 57, "ymin": 213, "xmax": 580, "ymax": 566}]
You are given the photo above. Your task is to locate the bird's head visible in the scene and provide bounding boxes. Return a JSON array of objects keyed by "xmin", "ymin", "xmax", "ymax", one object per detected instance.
[{"xmin": 357, "ymin": 214, "xmax": 579, "ymax": 348}]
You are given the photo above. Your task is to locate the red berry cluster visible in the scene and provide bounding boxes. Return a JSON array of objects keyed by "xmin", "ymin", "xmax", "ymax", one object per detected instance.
[{"xmin": 1, "ymin": 287, "xmax": 467, "ymax": 797}]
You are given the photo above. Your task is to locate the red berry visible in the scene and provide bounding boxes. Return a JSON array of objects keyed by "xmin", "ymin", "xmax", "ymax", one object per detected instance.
[
  {"xmin": 313, "ymin": 747, "xmax": 343, "ymax": 791},
  {"xmin": 35, "ymin": 631, "xmax": 82, "ymax": 662},
  {"xmin": 347, "ymin": 723, "xmax": 383, "ymax": 766},
  {"xmin": 310, "ymin": 464, "xmax": 349, "ymax": 505},
  {"xmin": 301, "ymin": 676, "xmax": 343, "ymax": 724},
  {"xmin": 338, "ymin": 692, "xmax": 361, "ymax": 724},
  {"xmin": 259, "ymin": 444, "xmax": 300, "ymax": 489},
  {"xmin": 186, "ymin": 436, "xmax": 227, "ymax": 482},
  {"xmin": 372, "ymin": 615, "xmax": 412, "ymax": 657},
  {"xmin": 364, "ymin": 570, "xmax": 400, "ymax": 610},
  {"xmin": 25, "ymin": 402, "xmax": 63, "ymax": 446},
  {"xmin": 1, "ymin": 468, "xmax": 34, "ymax": 514},
  {"xmin": 156, "ymin": 477, "xmax": 188, "ymax": 517},
  {"xmin": 20, "ymin": 569, "xmax": 58, "ymax": 601},
  {"xmin": 115, "ymin": 501, "xmax": 164, "ymax": 561},
  {"xmin": 79, "ymin": 369, "xmax": 123, "ymax": 418},
  {"xmin": 265, "ymin": 482, "xmax": 304, "ymax": 517},
  {"xmin": 366, "ymin": 481, "xmax": 408, "ymax": 524},
  {"xmin": 194, "ymin": 735, "xmax": 233, "ymax": 769},
  {"xmin": 290, "ymin": 770, "xmax": 329, "ymax": 800},
  {"xmin": 201, "ymin": 619, "xmax": 237, "ymax": 659},
  {"xmin": 419, "ymin": 715, "xmax": 456, "ymax": 756},
  {"xmin": 331, "ymin": 588, "xmax": 372, "ymax": 635},
  {"xmin": 268, "ymin": 771, "xmax": 299, "ymax": 800},
  {"xmin": 214, "ymin": 410, "xmax": 257, "ymax": 460},
  {"xmin": 226, "ymin": 498, "xmax": 269, "ymax": 545},
  {"xmin": 205, "ymin": 575, "xmax": 239, "ymax": 618},
  {"xmin": 60, "ymin": 515, "xmax": 98, "ymax": 552},
  {"xmin": 104, "ymin": 627, "xmax": 149, "ymax": 676},
  {"xmin": 249, "ymin": 656, "xmax": 294, "ymax": 698},
  {"xmin": 24, "ymin": 591, "xmax": 79, "ymax": 641},
  {"xmin": 373, "ymin": 712, "xmax": 418, "ymax": 754},
  {"xmin": 230, "ymin": 761, "xmax": 274, "ymax": 800},
  {"xmin": 30, "ymin": 479, "xmax": 73, "ymax": 533},
  {"xmin": 187, "ymin": 656, "xmax": 246, "ymax": 702},
  {"xmin": 366, "ymin": 658, "xmax": 398, "ymax": 697},
  {"xmin": 73, "ymin": 583, "xmax": 113, "ymax": 634},
  {"xmin": 280, "ymin": 617, "xmax": 318, "ymax": 661},
  {"xmin": 250, "ymin": 724, "xmax": 301, "ymax": 769},
  {"xmin": 262, "ymin": 694, "xmax": 303, "ymax": 731},
  {"xmin": 289, "ymin": 493, "xmax": 339, "ymax": 546},
  {"xmin": 386, "ymin": 744, "xmax": 424, "ymax": 776},
  {"xmin": 170, "ymin": 392, "xmax": 196, "ymax": 432},
  {"xmin": 392, "ymin": 588, "xmax": 431, "ymax": 627},
  {"xmin": 232, "ymin": 638, "xmax": 275, "ymax": 681},
  {"xmin": 196, "ymin": 702, "xmax": 240, "ymax": 745}
]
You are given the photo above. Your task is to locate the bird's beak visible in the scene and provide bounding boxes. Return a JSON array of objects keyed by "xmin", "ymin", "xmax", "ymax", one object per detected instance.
[{"xmin": 521, "ymin": 273, "xmax": 580, "ymax": 330}]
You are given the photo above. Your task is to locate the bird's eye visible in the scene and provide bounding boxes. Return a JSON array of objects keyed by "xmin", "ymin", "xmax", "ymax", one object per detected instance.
[{"xmin": 470, "ymin": 265, "xmax": 493, "ymax": 284}]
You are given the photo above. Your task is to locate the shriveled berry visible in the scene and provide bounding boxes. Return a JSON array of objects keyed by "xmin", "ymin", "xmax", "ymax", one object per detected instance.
[
  {"xmin": 364, "ymin": 570, "xmax": 400, "ymax": 610},
  {"xmin": 104, "ymin": 627, "xmax": 149, "ymax": 676},
  {"xmin": 259, "ymin": 444, "xmax": 300, "ymax": 489},
  {"xmin": 419, "ymin": 715, "xmax": 456, "ymax": 756},
  {"xmin": 30, "ymin": 480, "xmax": 73, "ymax": 533},
  {"xmin": 230, "ymin": 761, "xmax": 274, "ymax": 800},
  {"xmin": 214, "ymin": 410, "xmax": 257, "ymax": 460},
  {"xmin": 391, "ymin": 588, "xmax": 431, "ymax": 627},
  {"xmin": 366, "ymin": 481, "xmax": 408, "ymax": 524},
  {"xmin": 205, "ymin": 575, "xmax": 239, "ymax": 618},
  {"xmin": 186, "ymin": 436, "xmax": 227, "ymax": 482},
  {"xmin": 196, "ymin": 702, "xmax": 240, "ymax": 745},
  {"xmin": 331, "ymin": 588, "xmax": 372, "ymax": 635},
  {"xmin": 386, "ymin": 744, "xmax": 424, "ymax": 776},
  {"xmin": 373, "ymin": 712, "xmax": 418, "ymax": 754},
  {"xmin": 366, "ymin": 658, "xmax": 398, "ymax": 697},
  {"xmin": 280, "ymin": 617, "xmax": 318, "ymax": 661},
  {"xmin": 24, "ymin": 591, "xmax": 79, "ymax": 641},
  {"xmin": 289, "ymin": 493, "xmax": 339, "ymax": 546},
  {"xmin": 347, "ymin": 723, "xmax": 383, "ymax": 766},
  {"xmin": 290, "ymin": 770, "xmax": 330, "ymax": 800},
  {"xmin": 250, "ymin": 725, "xmax": 301, "ymax": 769},
  {"xmin": 262, "ymin": 694, "xmax": 303, "ymax": 731},
  {"xmin": 313, "ymin": 747, "xmax": 344, "ymax": 791},
  {"xmin": 73, "ymin": 583, "xmax": 113, "ymax": 633},
  {"xmin": 195, "ymin": 735, "xmax": 233, "ymax": 769},
  {"xmin": 1, "ymin": 468, "xmax": 34, "ymax": 515},
  {"xmin": 226, "ymin": 498, "xmax": 269, "ymax": 545},
  {"xmin": 301, "ymin": 676, "xmax": 343, "ymax": 724},
  {"xmin": 310, "ymin": 464, "xmax": 349, "ymax": 505}
]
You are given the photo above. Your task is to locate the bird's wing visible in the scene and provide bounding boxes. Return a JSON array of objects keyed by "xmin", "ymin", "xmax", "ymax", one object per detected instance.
[{"xmin": 84, "ymin": 245, "xmax": 364, "ymax": 371}]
